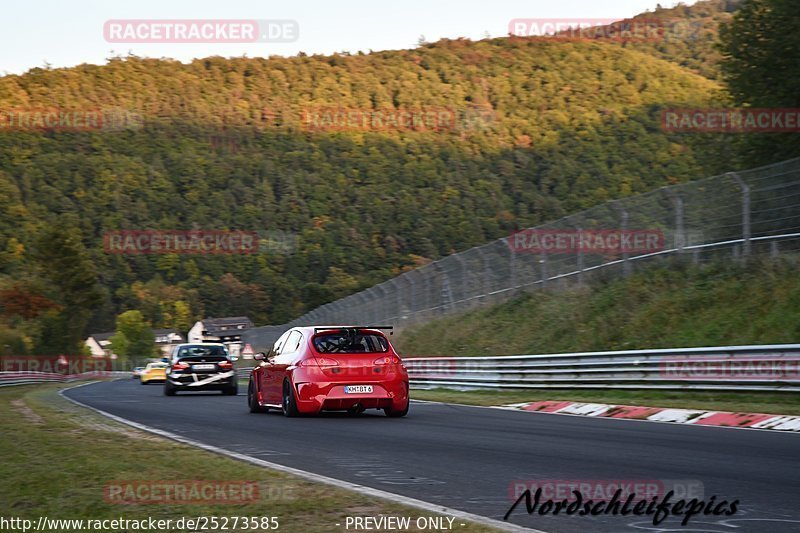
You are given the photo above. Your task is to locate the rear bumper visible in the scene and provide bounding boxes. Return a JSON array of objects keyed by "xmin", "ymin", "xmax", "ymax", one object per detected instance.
[
  {"xmin": 167, "ymin": 370, "xmax": 237, "ymax": 389},
  {"xmin": 293, "ymin": 377, "xmax": 409, "ymax": 413}
]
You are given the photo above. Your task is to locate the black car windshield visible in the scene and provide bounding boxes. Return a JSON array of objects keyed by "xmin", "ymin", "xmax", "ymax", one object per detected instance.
[{"xmin": 313, "ymin": 332, "xmax": 389, "ymax": 354}]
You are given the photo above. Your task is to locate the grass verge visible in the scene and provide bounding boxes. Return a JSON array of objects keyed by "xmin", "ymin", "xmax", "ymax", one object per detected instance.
[
  {"xmin": 411, "ymin": 388, "xmax": 800, "ymax": 416},
  {"xmin": 0, "ymin": 383, "xmax": 499, "ymax": 532}
]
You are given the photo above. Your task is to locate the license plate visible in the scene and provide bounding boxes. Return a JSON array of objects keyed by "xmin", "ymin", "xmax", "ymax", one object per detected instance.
[
  {"xmin": 344, "ymin": 385, "xmax": 373, "ymax": 394},
  {"xmin": 192, "ymin": 364, "xmax": 216, "ymax": 370}
]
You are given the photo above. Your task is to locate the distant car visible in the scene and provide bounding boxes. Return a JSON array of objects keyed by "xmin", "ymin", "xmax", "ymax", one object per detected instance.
[
  {"xmin": 132, "ymin": 366, "xmax": 145, "ymax": 379},
  {"xmin": 139, "ymin": 362, "xmax": 168, "ymax": 384},
  {"xmin": 248, "ymin": 326, "xmax": 409, "ymax": 417},
  {"xmin": 164, "ymin": 343, "xmax": 237, "ymax": 396}
]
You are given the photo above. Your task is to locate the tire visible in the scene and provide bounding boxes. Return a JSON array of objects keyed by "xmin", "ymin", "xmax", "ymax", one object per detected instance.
[
  {"xmin": 281, "ymin": 380, "xmax": 300, "ymax": 417},
  {"xmin": 248, "ymin": 379, "xmax": 266, "ymax": 413},
  {"xmin": 140, "ymin": 378, "xmax": 147, "ymax": 385},
  {"xmin": 164, "ymin": 382, "xmax": 176, "ymax": 396},
  {"xmin": 384, "ymin": 401, "xmax": 409, "ymax": 418},
  {"xmin": 223, "ymin": 381, "xmax": 238, "ymax": 396}
]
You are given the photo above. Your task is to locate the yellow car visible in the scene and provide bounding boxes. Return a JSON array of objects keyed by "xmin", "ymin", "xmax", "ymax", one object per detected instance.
[{"xmin": 140, "ymin": 362, "xmax": 168, "ymax": 384}]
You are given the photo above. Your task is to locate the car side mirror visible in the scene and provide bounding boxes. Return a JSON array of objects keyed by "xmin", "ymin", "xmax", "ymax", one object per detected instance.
[{"xmin": 254, "ymin": 352, "xmax": 267, "ymax": 361}]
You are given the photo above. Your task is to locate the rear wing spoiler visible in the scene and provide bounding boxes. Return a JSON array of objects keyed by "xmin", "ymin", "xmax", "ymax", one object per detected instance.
[{"xmin": 313, "ymin": 326, "xmax": 394, "ymax": 335}]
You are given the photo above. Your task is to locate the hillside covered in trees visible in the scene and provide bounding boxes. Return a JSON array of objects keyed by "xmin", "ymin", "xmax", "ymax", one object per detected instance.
[{"xmin": 0, "ymin": 1, "xmax": 749, "ymax": 353}]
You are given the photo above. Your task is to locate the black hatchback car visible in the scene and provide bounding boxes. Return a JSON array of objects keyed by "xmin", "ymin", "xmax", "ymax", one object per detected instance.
[{"xmin": 164, "ymin": 343, "xmax": 238, "ymax": 396}]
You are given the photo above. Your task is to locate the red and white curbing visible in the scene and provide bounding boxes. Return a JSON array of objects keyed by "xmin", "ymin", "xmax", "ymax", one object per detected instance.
[{"xmin": 505, "ymin": 400, "xmax": 800, "ymax": 432}]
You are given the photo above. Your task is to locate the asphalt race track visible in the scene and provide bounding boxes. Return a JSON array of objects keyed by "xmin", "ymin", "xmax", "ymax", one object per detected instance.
[{"xmin": 66, "ymin": 380, "xmax": 800, "ymax": 533}]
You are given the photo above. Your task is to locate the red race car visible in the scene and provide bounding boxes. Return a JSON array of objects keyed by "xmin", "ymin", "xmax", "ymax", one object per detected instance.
[{"xmin": 247, "ymin": 326, "xmax": 409, "ymax": 417}]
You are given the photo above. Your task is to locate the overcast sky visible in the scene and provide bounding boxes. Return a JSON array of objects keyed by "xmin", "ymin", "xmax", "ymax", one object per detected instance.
[{"xmin": 1, "ymin": 0, "xmax": 700, "ymax": 75}]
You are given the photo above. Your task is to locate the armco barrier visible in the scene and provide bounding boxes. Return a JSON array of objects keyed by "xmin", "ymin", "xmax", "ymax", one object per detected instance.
[
  {"xmin": 234, "ymin": 344, "xmax": 800, "ymax": 392},
  {"xmin": 403, "ymin": 344, "xmax": 800, "ymax": 392}
]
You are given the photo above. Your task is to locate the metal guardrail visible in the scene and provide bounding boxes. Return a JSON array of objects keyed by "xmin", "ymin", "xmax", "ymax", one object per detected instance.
[
  {"xmin": 233, "ymin": 345, "xmax": 800, "ymax": 392},
  {"xmin": 10, "ymin": 348, "xmax": 796, "ymax": 394},
  {"xmin": 403, "ymin": 344, "xmax": 800, "ymax": 392}
]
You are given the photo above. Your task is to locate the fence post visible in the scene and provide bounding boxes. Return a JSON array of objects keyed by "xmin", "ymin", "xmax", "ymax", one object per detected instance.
[
  {"xmin": 540, "ymin": 251, "xmax": 548, "ymax": 288},
  {"xmin": 388, "ymin": 279, "xmax": 401, "ymax": 323},
  {"xmin": 407, "ymin": 272, "xmax": 419, "ymax": 319},
  {"xmin": 401, "ymin": 275, "xmax": 413, "ymax": 323},
  {"xmin": 362, "ymin": 289, "xmax": 373, "ymax": 324},
  {"xmin": 433, "ymin": 262, "xmax": 451, "ymax": 314},
  {"xmin": 663, "ymin": 187, "xmax": 685, "ymax": 252},
  {"xmin": 476, "ymin": 247, "xmax": 490, "ymax": 304},
  {"xmin": 506, "ymin": 237, "xmax": 517, "ymax": 292},
  {"xmin": 613, "ymin": 201, "xmax": 632, "ymax": 277},
  {"xmin": 355, "ymin": 292, "xmax": 368, "ymax": 324},
  {"xmin": 568, "ymin": 218, "xmax": 585, "ymax": 285},
  {"xmin": 729, "ymin": 172, "xmax": 751, "ymax": 257},
  {"xmin": 374, "ymin": 285, "xmax": 386, "ymax": 323},
  {"xmin": 452, "ymin": 255, "xmax": 469, "ymax": 309},
  {"xmin": 421, "ymin": 270, "xmax": 432, "ymax": 316},
  {"xmin": 330, "ymin": 301, "xmax": 342, "ymax": 323}
]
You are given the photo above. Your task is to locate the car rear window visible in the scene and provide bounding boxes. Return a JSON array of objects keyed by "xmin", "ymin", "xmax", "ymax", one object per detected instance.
[
  {"xmin": 176, "ymin": 345, "xmax": 229, "ymax": 359},
  {"xmin": 313, "ymin": 332, "xmax": 389, "ymax": 354}
]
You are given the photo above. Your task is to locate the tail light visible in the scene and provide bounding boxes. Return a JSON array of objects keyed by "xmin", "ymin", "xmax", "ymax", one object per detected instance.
[
  {"xmin": 172, "ymin": 362, "xmax": 189, "ymax": 370},
  {"xmin": 218, "ymin": 360, "xmax": 233, "ymax": 370},
  {"xmin": 373, "ymin": 355, "xmax": 400, "ymax": 365},
  {"xmin": 315, "ymin": 357, "xmax": 340, "ymax": 367}
]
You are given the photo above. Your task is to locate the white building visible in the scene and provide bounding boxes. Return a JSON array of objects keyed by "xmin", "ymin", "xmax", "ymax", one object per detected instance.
[
  {"xmin": 187, "ymin": 316, "xmax": 254, "ymax": 358},
  {"xmin": 152, "ymin": 329, "xmax": 185, "ymax": 356}
]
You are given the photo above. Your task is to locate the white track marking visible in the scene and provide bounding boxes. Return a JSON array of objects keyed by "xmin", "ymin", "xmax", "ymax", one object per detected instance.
[{"xmin": 60, "ymin": 381, "xmax": 542, "ymax": 533}]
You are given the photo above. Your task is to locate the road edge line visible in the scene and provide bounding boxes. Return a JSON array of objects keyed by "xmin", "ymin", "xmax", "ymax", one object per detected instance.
[{"xmin": 59, "ymin": 382, "xmax": 542, "ymax": 533}]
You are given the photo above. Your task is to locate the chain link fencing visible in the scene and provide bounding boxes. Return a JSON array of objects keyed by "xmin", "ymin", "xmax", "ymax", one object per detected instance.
[{"xmin": 244, "ymin": 157, "xmax": 800, "ymax": 351}]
